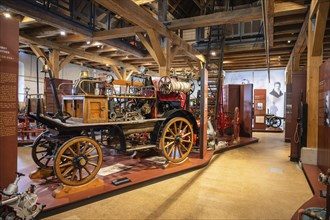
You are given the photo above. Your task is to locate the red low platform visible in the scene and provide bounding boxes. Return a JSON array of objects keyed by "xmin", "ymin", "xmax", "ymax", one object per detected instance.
[
  {"xmin": 291, "ymin": 164, "xmax": 326, "ymax": 220},
  {"xmin": 18, "ymin": 137, "xmax": 258, "ymax": 217}
]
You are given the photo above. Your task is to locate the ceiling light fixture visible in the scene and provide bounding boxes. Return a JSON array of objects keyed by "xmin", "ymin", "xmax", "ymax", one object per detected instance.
[
  {"xmin": 60, "ymin": 31, "xmax": 66, "ymax": 36},
  {"xmin": 106, "ymin": 64, "xmax": 110, "ymax": 67},
  {"xmin": 4, "ymin": 12, "xmax": 11, "ymax": 18},
  {"xmin": 287, "ymin": 40, "xmax": 291, "ymax": 43},
  {"xmin": 86, "ymin": 41, "xmax": 91, "ymax": 45},
  {"xmin": 211, "ymin": 51, "xmax": 216, "ymax": 56}
]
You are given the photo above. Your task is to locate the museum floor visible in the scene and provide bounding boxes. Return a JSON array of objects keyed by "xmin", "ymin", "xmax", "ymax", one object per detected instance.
[{"xmin": 17, "ymin": 132, "xmax": 312, "ymax": 219}]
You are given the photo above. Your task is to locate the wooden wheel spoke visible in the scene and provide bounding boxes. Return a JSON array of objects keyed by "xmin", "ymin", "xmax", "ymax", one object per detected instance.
[
  {"xmin": 174, "ymin": 122, "xmax": 177, "ymax": 133},
  {"xmin": 45, "ymin": 158, "xmax": 51, "ymax": 166},
  {"xmin": 165, "ymin": 137, "xmax": 174, "ymax": 140},
  {"xmin": 179, "ymin": 121, "xmax": 183, "ymax": 131},
  {"xmin": 177, "ymin": 146, "xmax": 183, "ymax": 157},
  {"xmin": 181, "ymin": 139, "xmax": 192, "ymax": 143},
  {"xmin": 164, "ymin": 141, "xmax": 174, "ymax": 149},
  {"xmin": 61, "ymin": 155, "xmax": 73, "ymax": 160},
  {"xmin": 76, "ymin": 143, "xmax": 81, "ymax": 154},
  {"xmin": 38, "ymin": 154, "xmax": 48, "ymax": 161},
  {"xmin": 168, "ymin": 127, "xmax": 176, "ymax": 137},
  {"xmin": 79, "ymin": 168, "xmax": 83, "ymax": 180},
  {"xmin": 83, "ymin": 166, "xmax": 91, "ymax": 175},
  {"xmin": 60, "ymin": 161, "xmax": 72, "ymax": 168},
  {"xmin": 62, "ymin": 166, "xmax": 74, "ymax": 177},
  {"xmin": 181, "ymin": 132, "xmax": 192, "ymax": 138},
  {"xmin": 87, "ymin": 155, "xmax": 99, "ymax": 159},
  {"xmin": 84, "ymin": 146, "xmax": 96, "ymax": 156},
  {"xmin": 81, "ymin": 142, "xmax": 89, "ymax": 154},
  {"xmin": 71, "ymin": 169, "xmax": 78, "ymax": 181},
  {"xmin": 87, "ymin": 161, "xmax": 98, "ymax": 167},
  {"xmin": 167, "ymin": 145, "xmax": 175, "ymax": 156},
  {"xmin": 180, "ymin": 143, "xmax": 189, "ymax": 152},
  {"xmin": 182, "ymin": 125, "xmax": 188, "ymax": 133},
  {"xmin": 68, "ymin": 146, "xmax": 77, "ymax": 156}
]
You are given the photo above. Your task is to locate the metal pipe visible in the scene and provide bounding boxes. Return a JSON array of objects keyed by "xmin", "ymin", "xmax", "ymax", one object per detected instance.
[
  {"xmin": 36, "ymin": 56, "xmax": 47, "ymax": 116},
  {"xmin": 0, "ymin": 195, "xmax": 19, "ymax": 206}
]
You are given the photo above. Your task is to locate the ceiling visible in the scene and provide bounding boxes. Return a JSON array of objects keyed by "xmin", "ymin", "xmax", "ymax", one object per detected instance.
[{"xmin": 0, "ymin": 0, "xmax": 326, "ymax": 77}]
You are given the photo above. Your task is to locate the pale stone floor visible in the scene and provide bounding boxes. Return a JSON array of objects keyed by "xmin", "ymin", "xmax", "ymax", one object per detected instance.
[{"xmin": 17, "ymin": 132, "xmax": 312, "ymax": 219}]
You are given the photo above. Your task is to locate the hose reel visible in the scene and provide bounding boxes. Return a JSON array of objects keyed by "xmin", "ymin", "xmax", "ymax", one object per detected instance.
[{"xmin": 158, "ymin": 76, "xmax": 195, "ymax": 95}]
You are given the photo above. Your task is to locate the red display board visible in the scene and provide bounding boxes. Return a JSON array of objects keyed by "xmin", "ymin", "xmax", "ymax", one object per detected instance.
[
  {"xmin": 0, "ymin": 16, "xmax": 19, "ymax": 187},
  {"xmin": 318, "ymin": 59, "xmax": 330, "ymax": 172},
  {"xmin": 254, "ymin": 89, "xmax": 266, "ymax": 130}
]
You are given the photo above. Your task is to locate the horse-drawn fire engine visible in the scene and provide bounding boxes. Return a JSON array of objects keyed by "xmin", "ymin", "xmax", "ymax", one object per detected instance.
[{"xmin": 27, "ymin": 63, "xmax": 198, "ymax": 186}]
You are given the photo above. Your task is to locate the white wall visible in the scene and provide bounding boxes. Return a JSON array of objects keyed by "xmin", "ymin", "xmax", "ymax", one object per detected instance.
[{"xmin": 18, "ymin": 52, "xmax": 117, "ymax": 99}]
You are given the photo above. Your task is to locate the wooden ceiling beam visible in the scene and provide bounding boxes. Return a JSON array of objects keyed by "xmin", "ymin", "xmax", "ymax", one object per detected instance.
[
  {"xmin": 110, "ymin": 66, "xmax": 122, "ymax": 79},
  {"xmin": 59, "ymin": 54, "xmax": 75, "ymax": 71},
  {"xmin": 167, "ymin": 6, "xmax": 262, "ymax": 30},
  {"xmin": 95, "ymin": 0, "xmax": 205, "ymax": 63},
  {"xmin": 20, "ymin": 34, "xmax": 138, "ymax": 75},
  {"xmin": 146, "ymin": 29, "xmax": 166, "ymax": 66},
  {"xmin": 286, "ymin": 10, "xmax": 309, "ymax": 82},
  {"xmin": 92, "ymin": 26, "xmax": 144, "ymax": 41},
  {"xmin": 136, "ymin": 32, "xmax": 159, "ymax": 65},
  {"xmin": 2, "ymin": 0, "xmax": 145, "ymax": 57},
  {"xmin": 55, "ymin": 34, "xmax": 87, "ymax": 43},
  {"xmin": 23, "ymin": 26, "xmax": 60, "ymax": 37},
  {"xmin": 311, "ymin": 1, "xmax": 330, "ymax": 56},
  {"xmin": 1, "ymin": 0, "xmax": 92, "ymax": 36},
  {"xmin": 274, "ymin": 0, "xmax": 308, "ymax": 17}
]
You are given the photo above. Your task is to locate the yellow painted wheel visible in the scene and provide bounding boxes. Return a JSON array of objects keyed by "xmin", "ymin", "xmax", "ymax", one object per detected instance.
[
  {"xmin": 54, "ymin": 137, "xmax": 103, "ymax": 186},
  {"xmin": 160, "ymin": 117, "xmax": 193, "ymax": 163}
]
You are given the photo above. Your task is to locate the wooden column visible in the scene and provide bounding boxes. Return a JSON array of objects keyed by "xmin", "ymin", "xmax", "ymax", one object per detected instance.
[
  {"xmin": 49, "ymin": 49, "xmax": 60, "ymax": 78},
  {"xmin": 0, "ymin": 15, "xmax": 19, "ymax": 188},
  {"xmin": 306, "ymin": 0, "xmax": 329, "ymax": 148}
]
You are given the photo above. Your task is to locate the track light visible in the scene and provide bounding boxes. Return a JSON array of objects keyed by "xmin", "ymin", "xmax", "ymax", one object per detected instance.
[{"xmin": 3, "ymin": 12, "xmax": 11, "ymax": 18}]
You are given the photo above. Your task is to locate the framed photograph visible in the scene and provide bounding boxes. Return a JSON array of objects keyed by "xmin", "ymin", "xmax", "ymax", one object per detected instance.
[{"xmin": 257, "ymin": 102, "xmax": 263, "ymax": 110}]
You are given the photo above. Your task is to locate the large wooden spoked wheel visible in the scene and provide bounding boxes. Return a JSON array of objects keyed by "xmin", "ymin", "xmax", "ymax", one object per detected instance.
[
  {"xmin": 160, "ymin": 117, "xmax": 194, "ymax": 163},
  {"xmin": 54, "ymin": 137, "xmax": 103, "ymax": 186},
  {"xmin": 32, "ymin": 131, "xmax": 54, "ymax": 168}
]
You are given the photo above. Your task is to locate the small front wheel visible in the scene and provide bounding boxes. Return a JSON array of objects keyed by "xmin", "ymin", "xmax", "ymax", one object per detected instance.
[
  {"xmin": 270, "ymin": 117, "xmax": 281, "ymax": 128},
  {"xmin": 54, "ymin": 137, "xmax": 103, "ymax": 186},
  {"xmin": 32, "ymin": 131, "xmax": 54, "ymax": 168},
  {"xmin": 160, "ymin": 117, "xmax": 194, "ymax": 163}
]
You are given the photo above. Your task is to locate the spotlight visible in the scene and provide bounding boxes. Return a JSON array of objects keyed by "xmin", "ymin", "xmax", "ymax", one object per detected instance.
[
  {"xmin": 106, "ymin": 64, "xmax": 110, "ymax": 67},
  {"xmin": 60, "ymin": 31, "xmax": 66, "ymax": 36},
  {"xmin": 86, "ymin": 41, "xmax": 91, "ymax": 45},
  {"xmin": 4, "ymin": 12, "xmax": 11, "ymax": 18},
  {"xmin": 211, "ymin": 51, "xmax": 216, "ymax": 56},
  {"xmin": 287, "ymin": 40, "xmax": 291, "ymax": 43}
]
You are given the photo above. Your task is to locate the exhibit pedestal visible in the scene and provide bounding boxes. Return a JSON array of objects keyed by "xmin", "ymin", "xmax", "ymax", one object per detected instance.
[
  {"xmin": 52, "ymin": 177, "xmax": 104, "ymax": 199},
  {"xmin": 29, "ymin": 167, "xmax": 53, "ymax": 179}
]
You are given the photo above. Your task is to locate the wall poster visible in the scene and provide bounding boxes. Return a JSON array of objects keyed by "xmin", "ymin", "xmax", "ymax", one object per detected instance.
[{"xmin": 0, "ymin": 16, "xmax": 19, "ymax": 187}]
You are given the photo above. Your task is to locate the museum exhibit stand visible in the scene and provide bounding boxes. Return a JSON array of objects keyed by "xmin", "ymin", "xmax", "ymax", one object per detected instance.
[{"xmin": 0, "ymin": 52, "xmax": 258, "ymax": 217}]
